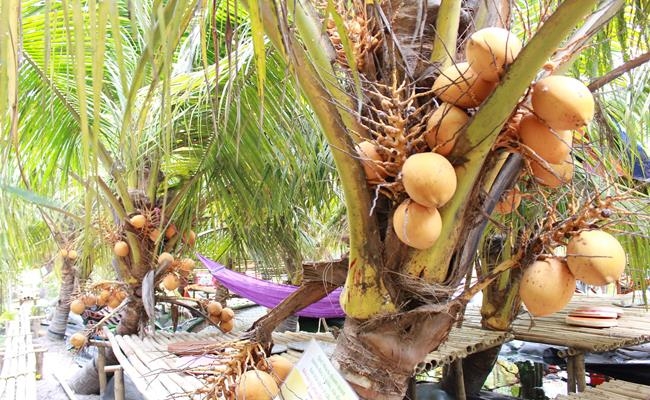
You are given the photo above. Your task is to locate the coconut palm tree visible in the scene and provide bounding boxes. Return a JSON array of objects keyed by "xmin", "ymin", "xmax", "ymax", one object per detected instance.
[{"xmin": 1, "ymin": 0, "xmax": 649, "ymax": 398}]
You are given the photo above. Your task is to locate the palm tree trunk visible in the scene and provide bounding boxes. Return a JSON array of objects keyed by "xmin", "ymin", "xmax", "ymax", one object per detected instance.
[{"xmin": 47, "ymin": 260, "xmax": 76, "ymax": 340}]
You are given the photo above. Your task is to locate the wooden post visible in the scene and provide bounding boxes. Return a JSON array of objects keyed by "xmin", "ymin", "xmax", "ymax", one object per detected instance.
[
  {"xmin": 105, "ymin": 365, "xmax": 124, "ymax": 400},
  {"xmin": 97, "ymin": 346, "xmax": 107, "ymax": 394},
  {"xmin": 35, "ymin": 348, "xmax": 47, "ymax": 379},
  {"xmin": 454, "ymin": 358, "xmax": 467, "ymax": 400},
  {"xmin": 574, "ymin": 352, "xmax": 586, "ymax": 392},
  {"xmin": 567, "ymin": 355, "xmax": 576, "ymax": 393}
]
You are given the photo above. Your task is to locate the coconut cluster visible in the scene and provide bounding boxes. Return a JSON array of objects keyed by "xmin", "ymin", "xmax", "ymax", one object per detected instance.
[
  {"xmin": 386, "ymin": 27, "xmax": 522, "ymax": 249},
  {"xmin": 156, "ymin": 252, "xmax": 196, "ymax": 293},
  {"xmin": 70, "ymin": 283, "xmax": 129, "ymax": 316},
  {"xmin": 235, "ymin": 355, "xmax": 295, "ymax": 400},
  {"xmin": 520, "ymin": 229, "xmax": 626, "ymax": 316},
  {"xmin": 204, "ymin": 300, "xmax": 236, "ymax": 333}
]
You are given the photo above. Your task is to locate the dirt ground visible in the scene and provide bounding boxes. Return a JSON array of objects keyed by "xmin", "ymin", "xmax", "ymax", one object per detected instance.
[{"xmin": 34, "ymin": 325, "xmax": 100, "ymax": 400}]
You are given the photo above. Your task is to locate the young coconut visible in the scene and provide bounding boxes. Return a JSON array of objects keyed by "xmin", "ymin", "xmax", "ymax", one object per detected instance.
[
  {"xmin": 113, "ymin": 240, "xmax": 129, "ymax": 257},
  {"xmin": 267, "ymin": 355, "xmax": 294, "ymax": 384},
  {"xmin": 219, "ymin": 318, "xmax": 235, "ymax": 333},
  {"xmin": 148, "ymin": 228, "xmax": 161, "ymax": 242},
  {"xmin": 518, "ymin": 113, "xmax": 573, "ymax": 164},
  {"xmin": 162, "ymin": 274, "xmax": 181, "ymax": 291},
  {"xmin": 220, "ymin": 307, "xmax": 235, "ymax": 322},
  {"xmin": 465, "ymin": 27, "xmax": 522, "ymax": 82},
  {"xmin": 70, "ymin": 299, "xmax": 86, "ymax": 315},
  {"xmin": 401, "ymin": 152, "xmax": 457, "ymax": 208},
  {"xmin": 520, "ymin": 258, "xmax": 576, "ymax": 316},
  {"xmin": 158, "ymin": 252, "xmax": 174, "ymax": 265},
  {"xmin": 392, "ymin": 199, "xmax": 443, "ymax": 250},
  {"xmin": 432, "ymin": 62, "xmax": 496, "ymax": 109},
  {"xmin": 129, "ymin": 214, "xmax": 147, "ymax": 229},
  {"xmin": 82, "ymin": 294, "xmax": 98, "ymax": 308},
  {"xmin": 530, "ymin": 158, "xmax": 574, "ymax": 188},
  {"xmin": 424, "ymin": 103, "xmax": 469, "ymax": 156},
  {"xmin": 566, "ymin": 230, "xmax": 626, "ymax": 286},
  {"xmin": 165, "ymin": 224, "xmax": 177, "ymax": 239},
  {"xmin": 70, "ymin": 332, "xmax": 88, "ymax": 349},
  {"xmin": 494, "ymin": 188, "xmax": 522, "ymax": 214},
  {"xmin": 67, "ymin": 250, "xmax": 78, "ymax": 260},
  {"xmin": 235, "ymin": 370, "xmax": 280, "ymax": 400},
  {"xmin": 531, "ymin": 75, "xmax": 595, "ymax": 130},
  {"xmin": 206, "ymin": 301, "xmax": 223, "ymax": 317},
  {"xmin": 356, "ymin": 140, "xmax": 387, "ymax": 182}
]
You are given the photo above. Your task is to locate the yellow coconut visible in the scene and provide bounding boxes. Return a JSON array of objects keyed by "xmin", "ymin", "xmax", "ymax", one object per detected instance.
[
  {"xmin": 113, "ymin": 240, "xmax": 129, "ymax": 257},
  {"xmin": 97, "ymin": 290, "xmax": 111, "ymax": 307},
  {"xmin": 70, "ymin": 332, "xmax": 88, "ymax": 349},
  {"xmin": 494, "ymin": 188, "xmax": 522, "ymax": 214},
  {"xmin": 424, "ymin": 103, "xmax": 469, "ymax": 156},
  {"xmin": 148, "ymin": 228, "xmax": 161, "ymax": 242},
  {"xmin": 392, "ymin": 199, "xmax": 442, "ymax": 250},
  {"xmin": 432, "ymin": 62, "xmax": 496, "ymax": 108},
  {"xmin": 235, "ymin": 370, "xmax": 280, "ymax": 400},
  {"xmin": 162, "ymin": 274, "xmax": 181, "ymax": 291},
  {"xmin": 220, "ymin": 307, "xmax": 235, "ymax": 322},
  {"xmin": 356, "ymin": 140, "xmax": 387, "ymax": 181},
  {"xmin": 165, "ymin": 224, "xmax": 178, "ymax": 239},
  {"xmin": 518, "ymin": 113, "xmax": 573, "ymax": 164},
  {"xmin": 179, "ymin": 258, "xmax": 196, "ymax": 273},
  {"xmin": 519, "ymin": 258, "xmax": 576, "ymax": 316},
  {"xmin": 82, "ymin": 294, "xmax": 98, "ymax": 308},
  {"xmin": 530, "ymin": 158, "xmax": 574, "ymax": 188},
  {"xmin": 67, "ymin": 250, "xmax": 78, "ymax": 260},
  {"xmin": 566, "ymin": 230, "xmax": 626, "ymax": 286},
  {"xmin": 401, "ymin": 152, "xmax": 457, "ymax": 208},
  {"xmin": 129, "ymin": 214, "xmax": 147, "ymax": 229},
  {"xmin": 70, "ymin": 299, "xmax": 86, "ymax": 315},
  {"xmin": 158, "ymin": 252, "xmax": 174, "ymax": 265},
  {"xmin": 268, "ymin": 355, "xmax": 294, "ymax": 384},
  {"xmin": 220, "ymin": 318, "xmax": 235, "ymax": 333},
  {"xmin": 183, "ymin": 230, "xmax": 197, "ymax": 247},
  {"xmin": 465, "ymin": 27, "xmax": 522, "ymax": 82},
  {"xmin": 207, "ymin": 301, "xmax": 223, "ymax": 317},
  {"xmin": 531, "ymin": 75, "xmax": 595, "ymax": 130}
]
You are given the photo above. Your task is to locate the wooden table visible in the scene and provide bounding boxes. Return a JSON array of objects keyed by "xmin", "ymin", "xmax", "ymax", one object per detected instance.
[
  {"xmin": 104, "ymin": 325, "xmax": 512, "ymax": 399},
  {"xmin": 465, "ymin": 294, "xmax": 650, "ymax": 393}
]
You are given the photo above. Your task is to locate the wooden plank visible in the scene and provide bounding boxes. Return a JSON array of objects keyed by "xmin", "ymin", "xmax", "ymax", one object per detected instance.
[
  {"xmin": 104, "ymin": 328, "xmax": 166, "ymax": 400},
  {"xmin": 121, "ymin": 334, "xmax": 189, "ymax": 398}
]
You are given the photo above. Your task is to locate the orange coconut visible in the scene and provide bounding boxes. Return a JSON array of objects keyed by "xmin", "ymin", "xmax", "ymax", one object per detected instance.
[
  {"xmin": 158, "ymin": 252, "xmax": 174, "ymax": 265},
  {"xmin": 129, "ymin": 214, "xmax": 147, "ymax": 229},
  {"xmin": 356, "ymin": 140, "xmax": 387, "ymax": 181},
  {"xmin": 432, "ymin": 62, "xmax": 496, "ymax": 108},
  {"xmin": 162, "ymin": 274, "xmax": 181, "ymax": 291},
  {"xmin": 70, "ymin": 299, "xmax": 86, "ymax": 315},
  {"xmin": 566, "ymin": 230, "xmax": 626, "ymax": 286},
  {"xmin": 268, "ymin": 355, "xmax": 294, "ymax": 384},
  {"xmin": 207, "ymin": 301, "xmax": 223, "ymax": 317},
  {"xmin": 70, "ymin": 332, "xmax": 88, "ymax": 349},
  {"xmin": 424, "ymin": 103, "xmax": 469, "ymax": 156},
  {"xmin": 219, "ymin": 319, "xmax": 235, "ymax": 333},
  {"xmin": 114, "ymin": 240, "xmax": 129, "ymax": 257},
  {"xmin": 465, "ymin": 27, "xmax": 522, "ymax": 82},
  {"xmin": 392, "ymin": 199, "xmax": 442, "ymax": 250},
  {"xmin": 220, "ymin": 307, "xmax": 235, "ymax": 322},
  {"xmin": 401, "ymin": 152, "xmax": 457, "ymax": 208},
  {"xmin": 494, "ymin": 188, "xmax": 522, "ymax": 214},
  {"xmin": 531, "ymin": 75, "xmax": 594, "ymax": 130},
  {"xmin": 235, "ymin": 370, "xmax": 279, "ymax": 400},
  {"xmin": 530, "ymin": 158, "xmax": 574, "ymax": 188},
  {"xmin": 519, "ymin": 258, "xmax": 576, "ymax": 316},
  {"xmin": 518, "ymin": 113, "xmax": 573, "ymax": 164}
]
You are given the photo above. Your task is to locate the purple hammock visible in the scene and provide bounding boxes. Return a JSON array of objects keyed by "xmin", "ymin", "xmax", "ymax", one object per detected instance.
[{"xmin": 197, "ymin": 254, "xmax": 345, "ymax": 318}]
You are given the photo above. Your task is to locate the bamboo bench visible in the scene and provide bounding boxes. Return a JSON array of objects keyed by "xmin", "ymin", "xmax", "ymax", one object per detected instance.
[
  {"xmin": 0, "ymin": 304, "xmax": 46, "ymax": 400},
  {"xmin": 555, "ymin": 379, "xmax": 650, "ymax": 399}
]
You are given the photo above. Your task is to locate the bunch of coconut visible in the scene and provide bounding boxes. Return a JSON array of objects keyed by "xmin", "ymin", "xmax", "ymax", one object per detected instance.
[
  {"xmin": 127, "ymin": 212, "xmax": 197, "ymax": 247},
  {"xmin": 519, "ymin": 74, "xmax": 594, "ymax": 188},
  {"xmin": 520, "ymin": 229, "xmax": 626, "ymax": 317},
  {"xmin": 157, "ymin": 252, "xmax": 197, "ymax": 292},
  {"xmin": 236, "ymin": 355, "xmax": 295, "ymax": 400},
  {"xmin": 205, "ymin": 301, "xmax": 236, "ymax": 333},
  {"xmin": 59, "ymin": 248, "xmax": 78, "ymax": 261}
]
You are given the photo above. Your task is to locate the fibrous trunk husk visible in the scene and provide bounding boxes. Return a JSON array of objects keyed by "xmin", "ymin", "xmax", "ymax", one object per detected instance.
[
  {"xmin": 47, "ymin": 260, "xmax": 76, "ymax": 340},
  {"xmin": 333, "ymin": 301, "xmax": 461, "ymax": 399}
]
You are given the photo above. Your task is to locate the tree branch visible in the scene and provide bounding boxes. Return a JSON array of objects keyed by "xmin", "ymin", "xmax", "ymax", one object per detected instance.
[{"xmin": 588, "ymin": 51, "xmax": 650, "ymax": 91}]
